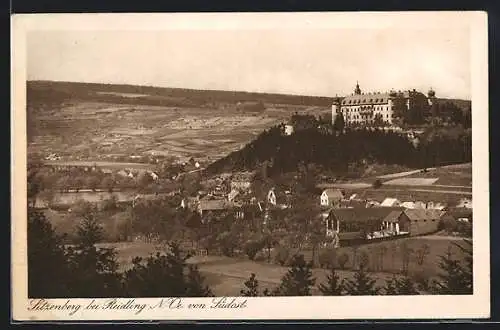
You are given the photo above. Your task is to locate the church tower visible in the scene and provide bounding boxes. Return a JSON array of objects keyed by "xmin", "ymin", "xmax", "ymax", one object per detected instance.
[{"xmin": 354, "ymin": 81, "xmax": 361, "ymax": 95}]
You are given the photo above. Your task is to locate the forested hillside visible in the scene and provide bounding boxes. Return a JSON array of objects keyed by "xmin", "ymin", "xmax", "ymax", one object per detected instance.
[{"xmin": 206, "ymin": 126, "xmax": 472, "ymax": 178}]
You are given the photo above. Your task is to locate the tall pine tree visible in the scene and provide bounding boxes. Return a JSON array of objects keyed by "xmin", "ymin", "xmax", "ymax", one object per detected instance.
[
  {"xmin": 318, "ymin": 268, "xmax": 344, "ymax": 295},
  {"xmin": 343, "ymin": 262, "xmax": 380, "ymax": 295},
  {"xmin": 384, "ymin": 276, "xmax": 419, "ymax": 295},
  {"xmin": 273, "ymin": 255, "xmax": 316, "ymax": 296},
  {"xmin": 240, "ymin": 273, "xmax": 260, "ymax": 297},
  {"xmin": 433, "ymin": 240, "xmax": 473, "ymax": 294}
]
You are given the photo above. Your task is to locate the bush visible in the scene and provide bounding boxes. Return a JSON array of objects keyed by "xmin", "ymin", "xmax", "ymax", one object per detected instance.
[
  {"xmin": 244, "ymin": 240, "xmax": 265, "ymax": 260},
  {"xmin": 318, "ymin": 248, "xmax": 337, "ymax": 269},
  {"xmin": 273, "ymin": 246, "xmax": 290, "ymax": 266},
  {"xmin": 372, "ymin": 179, "xmax": 383, "ymax": 189},
  {"xmin": 338, "ymin": 253, "xmax": 349, "ymax": 270}
]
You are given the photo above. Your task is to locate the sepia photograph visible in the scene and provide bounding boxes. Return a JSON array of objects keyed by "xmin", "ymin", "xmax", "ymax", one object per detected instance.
[{"xmin": 11, "ymin": 12, "xmax": 489, "ymax": 321}]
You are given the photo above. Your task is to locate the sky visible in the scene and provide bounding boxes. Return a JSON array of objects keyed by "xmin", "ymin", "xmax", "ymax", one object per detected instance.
[{"xmin": 27, "ymin": 26, "xmax": 471, "ymax": 99}]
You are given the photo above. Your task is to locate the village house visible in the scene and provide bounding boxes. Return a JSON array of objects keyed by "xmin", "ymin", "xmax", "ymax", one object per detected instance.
[
  {"xmin": 440, "ymin": 208, "xmax": 473, "ymax": 223},
  {"xmin": 339, "ymin": 199, "xmax": 367, "ymax": 209},
  {"xmin": 320, "ymin": 189, "xmax": 344, "ymax": 207},
  {"xmin": 230, "ymin": 171, "xmax": 255, "ymax": 192},
  {"xmin": 148, "ymin": 171, "xmax": 159, "ymax": 181},
  {"xmin": 266, "ymin": 188, "xmax": 290, "ymax": 209},
  {"xmin": 426, "ymin": 201, "xmax": 447, "ymax": 210},
  {"xmin": 456, "ymin": 197, "xmax": 473, "ymax": 209},
  {"xmin": 227, "ymin": 189, "xmax": 240, "ymax": 202},
  {"xmin": 380, "ymin": 197, "xmax": 401, "ymax": 207},
  {"xmin": 324, "ymin": 207, "xmax": 403, "ymax": 244},
  {"xmin": 283, "ymin": 123, "xmax": 295, "ymax": 136},
  {"xmin": 180, "ymin": 196, "xmax": 200, "ymax": 210},
  {"xmin": 197, "ymin": 198, "xmax": 234, "ymax": 218},
  {"xmin": 382, "ymin": 209, "xmax": 444, "ymax": 237},
  {"xmin": 365, "ymin": 200, "xmax": 381, "ymax": 207}
]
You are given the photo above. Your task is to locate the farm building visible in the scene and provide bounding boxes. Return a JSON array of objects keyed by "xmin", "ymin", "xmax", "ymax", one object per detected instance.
[
  {"xmin": 380, "ymin": 197, "xmax": 401, "ymax": 207},
  {"xmin": 320, "ymin": 189, "xmax": 344, "ymax": 207},
  {"xmin": 339, "ymin": 199, "xmax": 367, "ymax": 208},
  {"xmin": 283, "ymin": 124, "xmax": 295, "ymax": 136},
  {"xmin": 382, "ymin": 209, "xmax": 444, "ymax": 236},
  {"xmin": 198, "ymin": 198, "xmax": 233, "ymax": 215},
  {"xmin": 324, "ymin": 207, "xmax": 403, "ymax": 243},
  {"xmin": 456, "ymin": 198, "xmax": 473, "ymax": 209},
  {"xmin": 230, "ymin": 171, "xmax": 255, "ymax": 192},
  {"xmin": 266, "ymin": 188, "xmax": 290, "ymax": 209},
  {"xmin": 440, "ymin": 208, "xmax": 473, "ymax": 223},
  {"xmin": 426, "ymin": 201, "xmax": 447, "ymax": 210}
]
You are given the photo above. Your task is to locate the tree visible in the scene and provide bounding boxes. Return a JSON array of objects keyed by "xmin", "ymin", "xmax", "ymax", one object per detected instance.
[
  {"xmin": 372, "ymin": 179, "xmax": 383, "ymax": 189},
  {"xmin": 400, "ymin": 242, "xmax": 414, "ymax": 275},
  {"xmin": 373, "ymin": 113, "xmax": 385, "ymax": 127},
  {"xmin": 274, "ymin": 245, "xmax": 290, "ymax": 266},
  {"xmin": 65, "ymin": 204, "xmax": 122, "ymax": 297},
  {"xmin": 433, "ymin": 240, "xmax": 472, "ymax": 294},
  {"xmin": 123, "ymin": 242, "xmax": 213, "ymax": 297},
  {"xmin": 338, "ymin": 253, "xmax": 349, "ymax": 270},
  {"xmin": 343, "ymin": 261, "xmax": 380, "ymax": 295},
  {"xmin": 273, "ymin": 255, "xmax": 316, "ymax": 296},
  {"xmin": 318, "ymin": 268, "xmax": 344, "ymax": 295},
  {"xmin": 28, "ymin": 208, "xmax": 72, "ymax": 298},
  {"xmin": 318, "ymin": 248, "xmax": 337, "ymax": 269},
  {"xmin": 308, "ymin": 217, "xmax": 326, "ymax": 268},
  {"xmin": 415, "ymin": 243, "xmax": 431, "ymax": 267},
  {"xmin": 384, "ymin": 276, "xmax": 419, "ymax": 295},
  {"xmin": 333, "ymin": 113, "xmax": 345, "ymax": 132},
  {"xmin": 185, "ymin": 264, "xmax": 213, "ymax": 297},
  {"xmin": 241, "ymin": 273, "xmax": 260, "ymax": 297},
  {"xmin": 244, "ymin": 240, "xmax": 264, "ymax": 261},
  {"xmin": 102, "ymin": 176, "xmax": 116, "ymax": 193},
  {"xmin": 86, "ymin": 175, "xmax": 101, "ymax": 192}
]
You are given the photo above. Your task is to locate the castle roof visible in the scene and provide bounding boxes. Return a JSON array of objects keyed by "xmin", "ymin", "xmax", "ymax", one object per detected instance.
[{"xmin": 341, "ymin": 93, "xmax": 391, "ymax": 106}]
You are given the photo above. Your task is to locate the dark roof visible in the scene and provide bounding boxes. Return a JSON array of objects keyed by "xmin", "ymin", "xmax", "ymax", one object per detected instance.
[
  {"xmin": 384, "ymin": 210, "xmax": 404, "ymax": 223},
  {"xmin": 341, "ymin": 93, "xmax": 391, "ymax": 105},
  {"xmin": 323, "ymin": 189, "xmax": 343, "ymax": 198},
  {"xmin": 199, "ymin": 199, "xmax": 233, "ymax": 211},
  {"xmin": 339, "ymin": 231, "xmax": 364, "ymax": 240},
  {"xmin": 442, "ymin": 208, "xmax": 473, "ymax": 219},
  {"xmin": 329, "ymin": 207, "xmax": 403, "ymax": 223},
  {"xmin": 339, "ymin": 200, "xmax": 367, "ymax": 208},
  {"xmin": 403, "ymin": 209, "xmax": 444, "ymax": 221}
]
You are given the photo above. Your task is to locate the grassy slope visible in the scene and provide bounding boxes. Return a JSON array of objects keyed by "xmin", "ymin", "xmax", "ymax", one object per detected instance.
[{"xmin": 93, "ymin": 235, "xmax": 469, "ymax": 296}]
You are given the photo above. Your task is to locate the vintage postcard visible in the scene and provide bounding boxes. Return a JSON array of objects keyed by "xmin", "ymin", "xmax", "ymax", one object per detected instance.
[{"xmin": 11, "ymin": 12, "xmax": 489, "ymax": 321}]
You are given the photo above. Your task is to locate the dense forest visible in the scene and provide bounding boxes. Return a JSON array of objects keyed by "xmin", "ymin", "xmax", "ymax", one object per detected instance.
[{"xmin": 206, "ymin": 125, "xmax": 472, "ymax": 177}]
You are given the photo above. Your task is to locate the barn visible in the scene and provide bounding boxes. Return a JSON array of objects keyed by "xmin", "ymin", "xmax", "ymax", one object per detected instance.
[{"xmin": 384, "ymin": 209, "xmax": 444, "ymax": 236}]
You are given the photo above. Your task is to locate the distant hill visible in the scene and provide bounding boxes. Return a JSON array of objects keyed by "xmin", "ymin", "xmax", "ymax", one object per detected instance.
[
  {"xmin": 206, "ymin": 125, "xmax": 472, "ymax": 178},
  {"xmin": 434, "ymin": 98, "xmax": 471, "ymax": 112},
  {"xmin": 27, "ymin": 80, "xmax": 470, "ymax": 113},
  {"xmin": 27, "ymin": 80, "xmax": 335, "ymax": 109}
]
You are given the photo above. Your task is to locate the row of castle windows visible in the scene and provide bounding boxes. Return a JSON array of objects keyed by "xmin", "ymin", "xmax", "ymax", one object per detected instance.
[
  {"xmin": 346, "ymin": 114, "xmax": 393, "ymax": 120},
  {"xmin": 342, "ymin": 98, "xmax": 388, "ymax": 105},
  {"xmin": 342, "ymin": 105, "xmax": 392, "ymax": 112}
]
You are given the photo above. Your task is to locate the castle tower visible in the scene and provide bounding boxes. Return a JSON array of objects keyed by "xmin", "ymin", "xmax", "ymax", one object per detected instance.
[
  {"xmin": 331, "ymin": 97, "xmax": 341, "ymax": 124},
  {"xmin": 427, "ymin": 87, "xmax": 436, "ymax": 106},
  {"xmin": 354, "ymin": 81, "xmax": 361, "ymax": 95}
]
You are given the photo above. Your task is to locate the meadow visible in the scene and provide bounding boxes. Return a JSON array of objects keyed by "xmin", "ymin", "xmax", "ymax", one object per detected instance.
[{"xmin": 92, "ymin": 234, "xmax": 469, "ymax": 296}]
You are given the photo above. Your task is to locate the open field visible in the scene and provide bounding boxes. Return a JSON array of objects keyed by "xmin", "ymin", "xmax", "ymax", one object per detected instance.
[
  {"xmin": 28, "ymin": 81, "xmax": 329, "ymax": 163},
  {"xmin": 383, "ymin": 178, "xmax": 439, "ymax": 186},
  {"xmin": 43, "ymin": 160, "xmax": 154, "ymax": 170},
  {"xmin": 318, "ymin": 163, "xmax": 472, "ymax": 205}
]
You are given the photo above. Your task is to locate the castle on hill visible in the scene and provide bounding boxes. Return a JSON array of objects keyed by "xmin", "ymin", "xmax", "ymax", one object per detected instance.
[{"xmin": 331, "ymin": 82, "xmax": 437, "ymax": 126}]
